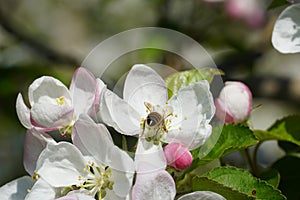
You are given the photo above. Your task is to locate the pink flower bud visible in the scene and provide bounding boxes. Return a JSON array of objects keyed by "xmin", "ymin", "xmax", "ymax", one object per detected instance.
[
  {"xmin": 164, "ymin": 142, "xmax": 193, "ymax": 170},
  {"xmin": 225, "ymin": 0, "xmax": 265, "ymax": 28},
  {"xmin": 215, "ymin": 81, "xmax": 252, "ymax": 124}
]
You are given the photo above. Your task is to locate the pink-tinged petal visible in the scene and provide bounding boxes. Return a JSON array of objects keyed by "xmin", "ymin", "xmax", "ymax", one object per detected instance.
[
  {"xmin": 215, "ymin": 98, "xmax": 234, "ymax": 124},
  {"xmin": 30, "ymin": 96, "xmax": 74, "ymax": 128},
  {"xmin": 132, "ymin": 170, "xmax": 176, "ymax": 200},
  {"xmin": 70, "ymin": 68, "xmax": 98, "ymax": 118},
  {"xmin": 72, "ymin": 119, "xmax": 113, "ymax": 165},
  {"xmin": 123, "ymin": 64, "xmax": 168, "ymax": 117},
  {"xmin": 36, "ymin": 142, "xmax": 86, "ymax": 187},
  {"xmin": 0, "ymin": 176, "xmax": 34, "ymax": 200},
  {"xmin": 109, "ymin": 146, "xmax": 134, "ymax": 197},
  {"xmin": 99, "ymin": 88, "xmax": 141, "ymax": 136},
  {"xmin": 24, "ymin": 129, "xmax": 56, "ymax": 176},
  {"xmin": 178, "ymin": 191, "xmax": 226, "ymax": 200},
  {"xmin": 88, "ymin": 78, "xmax": 106, "ymax": 118},
  {"xmin": 28, "ymin": 76, "xmax": 71, "ymax": 106},
  {"xmin": 16, "ymin": 93, "xmax": 32, "ymax": 129},
  {"xmin": 217, "ymin": 81, "xmax": 252, "ymax": 123},
  {"xmin": 25, "ymin": 179, "xmax": 58, "ymax": 200},
  {"xmin": 164, "ymin": 143, "xmax": 193, "ymax": 170},
  {"xmin": 134, "ymin": 139, "xmax": 166, "ymax": 173}
]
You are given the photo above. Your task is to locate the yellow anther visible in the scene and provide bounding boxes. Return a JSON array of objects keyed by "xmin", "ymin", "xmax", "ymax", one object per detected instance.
[
  {"xmin": 27, "ymin": 189, "xmax": 31, "ymax": 193},
  {"xmin": 179, "ymin": 127, "xmax": 182, "ymax": 131},
  {"xmin": 32, "ymin": 171, "xmax": 39, "ymax": 180},
  {"xmin": 175, "ymin": 114, "xmax": 178, "ymax": 118},
  {"xmin": 56, "ymin": 96, "xmax": 65, "ymax": 105},
  {"xmin": 78, "ymin": 176, "xmax": 82, "ymax": 180},
  {"xmin": 157, "ymin": 104, "xmax": 160, "ymax": 107}
]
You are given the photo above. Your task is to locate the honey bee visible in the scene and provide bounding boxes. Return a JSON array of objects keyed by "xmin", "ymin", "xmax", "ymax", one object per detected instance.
[{"xmin": 141, "ymin": 102, "xmax": 173, "ymax": 145}]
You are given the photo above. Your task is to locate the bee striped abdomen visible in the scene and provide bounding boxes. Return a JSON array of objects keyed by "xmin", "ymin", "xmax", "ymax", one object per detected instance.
[{"xmin": 146, "ymin": 112, "xmax": 163, "ymax": 127}]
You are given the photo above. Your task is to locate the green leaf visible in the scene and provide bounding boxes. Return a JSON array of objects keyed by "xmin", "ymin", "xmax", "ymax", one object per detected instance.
[
  {"xmin": 272, "ymin": 156, "xmax": 300, "ymax": 200},
  {"xmin": 259, "ymin": 169, "xmax": 280, "ymax": 188},
  {"xmin": 176, "ymin": 159, "xmax": 220, "ymax": 194},
  {"xmin": 165, "ymin": 68, "xmax": 223, "ymax": 98},
  {"xmin": 192, "ymin": 167, "xmax": 287, "ymax": 200},
  {"xmin": 196, "ymin": 124, "xmax": 258, "ymax": 165},
  {"xmin": 253, "ymin": 115, "xmax": 300, "ymax": 146}
]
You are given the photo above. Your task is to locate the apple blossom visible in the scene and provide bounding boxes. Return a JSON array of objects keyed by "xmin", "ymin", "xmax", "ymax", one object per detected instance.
[
  {"xmin": 164, "ymin": 142, "xmax": 193, "ymax": 170},
  {"xmin": 178, "ymin": 191, "xmax": 226, "ymax": 200},
  {"xmin": 98, "ymin": 64, "xmax": 215, "ymax": 151},
  {"xmin": 132, "ymin": 169, "xmax": 176, "ymax": 200},
  {"xmin": 35, "ymin": 118, "xmax": 134, "ymax": 200},
  {"xmin": 16, "ymin": 67, "xmax": 104, "ymax": 136},
  {"xmin": 225, "ymin": 0, "xmax": 265, "ymax": 28},
  {"xmin": 215, "ymin": 81, "xmax": 252, "ymax": 124}
]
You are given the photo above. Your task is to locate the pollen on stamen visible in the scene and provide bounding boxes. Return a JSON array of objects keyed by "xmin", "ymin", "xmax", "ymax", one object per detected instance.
[
  {"xmin": 32, "ymin": 171, "xmax": 39, "ymax": 180},
  {"xmin": 175, "ymin": 114, "xmax": 178, "ymax": 118},
  {"xmin": 56, "ymin": 96, "xmax": 65, "ymax": 105}
]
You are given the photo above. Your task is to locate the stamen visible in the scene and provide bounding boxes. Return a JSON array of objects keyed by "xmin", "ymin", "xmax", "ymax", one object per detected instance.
[
  {"xmin": 56, "ymin": 96, "xmax": 65, "ymax": 105},
  {"xmin": 32, "ymin": 171, "xmax": 39, "ymax": 180},
  {"xmin": 79, "ymin": 162, "xmax": 113, "ymax": 199}
]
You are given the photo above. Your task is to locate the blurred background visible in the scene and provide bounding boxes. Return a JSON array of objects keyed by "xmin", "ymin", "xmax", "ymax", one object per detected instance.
[{"xmin": 0, "ymin": 0, "xmax": 300, "ymax": 194}]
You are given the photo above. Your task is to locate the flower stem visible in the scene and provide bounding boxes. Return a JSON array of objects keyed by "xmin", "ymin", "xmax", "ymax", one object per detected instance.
[
  {"xmin": 122, "ymin": 135, "xmax": 128, "ymax": 151},
  {"xmin": 244, "ymin": 148, "xmax": 258, "ymax": 176}
]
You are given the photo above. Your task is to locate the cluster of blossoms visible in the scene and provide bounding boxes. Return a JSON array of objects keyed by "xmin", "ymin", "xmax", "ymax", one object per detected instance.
[{"xmin": 0, "ymin": 64, "xmax": 252, "ymax": 200}]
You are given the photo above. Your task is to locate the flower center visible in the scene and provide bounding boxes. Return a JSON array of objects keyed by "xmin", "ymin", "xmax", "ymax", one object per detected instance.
[
  {"xmin": 78, "ymin": 162, "xmax": 114, "ymax": 200},
  {"xmin": 141, "ymin": 102, "xmax": 173, "ymax": 145},
  {"xmin": 56, "ymin": 96, "xmax": 65, "ymax": 105}
]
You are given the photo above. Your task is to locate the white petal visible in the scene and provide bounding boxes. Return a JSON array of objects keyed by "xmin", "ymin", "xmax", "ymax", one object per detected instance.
[
  {"xmin": 57, "ymin": 189, "xmax": 95, "ymax": 200},
  {"xmin": 163, "ymin": 81, "xmax": 215, "ymax": 149},
  {"xmin": 109, "ymin": 146, "xmax": 134, "ymax": 197},
  {"xmin": 25, "ymin": 179, "xmax": 58, "ymax": 200},
  {"xmin": 36, "ymin": 142, "xmax": 86, "ymax": 187},
  {"xmin": 28, "ymin": 76, "xmax": 71, "ymax": 106},
  {"xmin": 134, "ymin": 139, "xmax": 166, "ymax": 173},
  {"xmin": 99, "ymin": 88, "xmax": 140, "ymax": 136},
  {"xmin": 272, "ymin": 3, "xmax": 300, "ymax": 53},
  {"xmin": 16, "ymin": 93, "xmax": 32, "ymax": 129},
  {"xmin": 24, "ymin": 129, "xmax": 56, "ymax": 176},
  {"xmin": 178, "ymin": 191, "xmax": 226, "ymax": 200},
  {"xmin": 105, "ymin": 190, "xmax": 128, "ymax": 200},
  {"xmin": 123, "ymin": 64, "xmax": 168, "ymax": 117},
  {"xmin": 0, "ymin": 176, "xmax": 34, "ymax": 200},
  {"xmin": 132, "ymin": 170, "xmax": 176, "ymax": 200},
  {"xmin": 72, "ymin": 119, "xmax": 113, "ymax": 165},
  {"xmin": 70, "ymin": 68, "xmax": 97, "ymax": 118},
  {"xmin": 30, "ymin": 96, "xmax": 74, "ymax": 128}
]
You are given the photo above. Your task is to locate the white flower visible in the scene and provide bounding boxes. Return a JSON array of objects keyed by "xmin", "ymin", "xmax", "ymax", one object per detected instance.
[
  {"xmin": 16, "ymin": 67, "xmax": 104, "ymax": 136},
  {"xmin": 98, "ymin": 64, "xmax": 215, "ymax": 150},
  {"xmin": 215, "ymin": 81, "xmax": 252, "ymax": 124},
  {"xmin": 36, "ymin": 118, "xmax": 134, "ymax": 199},
  {"xmin": 131, "ymin": 170, "xmax": 176, "ymax": 200},
  {"xmin": 178, "ymin": 191, "xmax": 226, "ymax": 200},
  {"xmin": 0, "ymin": 176, "xmax": 60, "ymax": 200}
]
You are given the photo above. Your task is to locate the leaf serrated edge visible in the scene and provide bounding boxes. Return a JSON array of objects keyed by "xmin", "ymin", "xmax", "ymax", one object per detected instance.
[
  {"xmin": 192, "ymin": 176, "xmax": 254, "ymax": 200},
  {"xmin": 203, "ymin": 166, "xmax": 287, "ymax": 200},
  {"xmin": 267, "ymin": 115, "xmax": 300, "ymax": 131}
]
